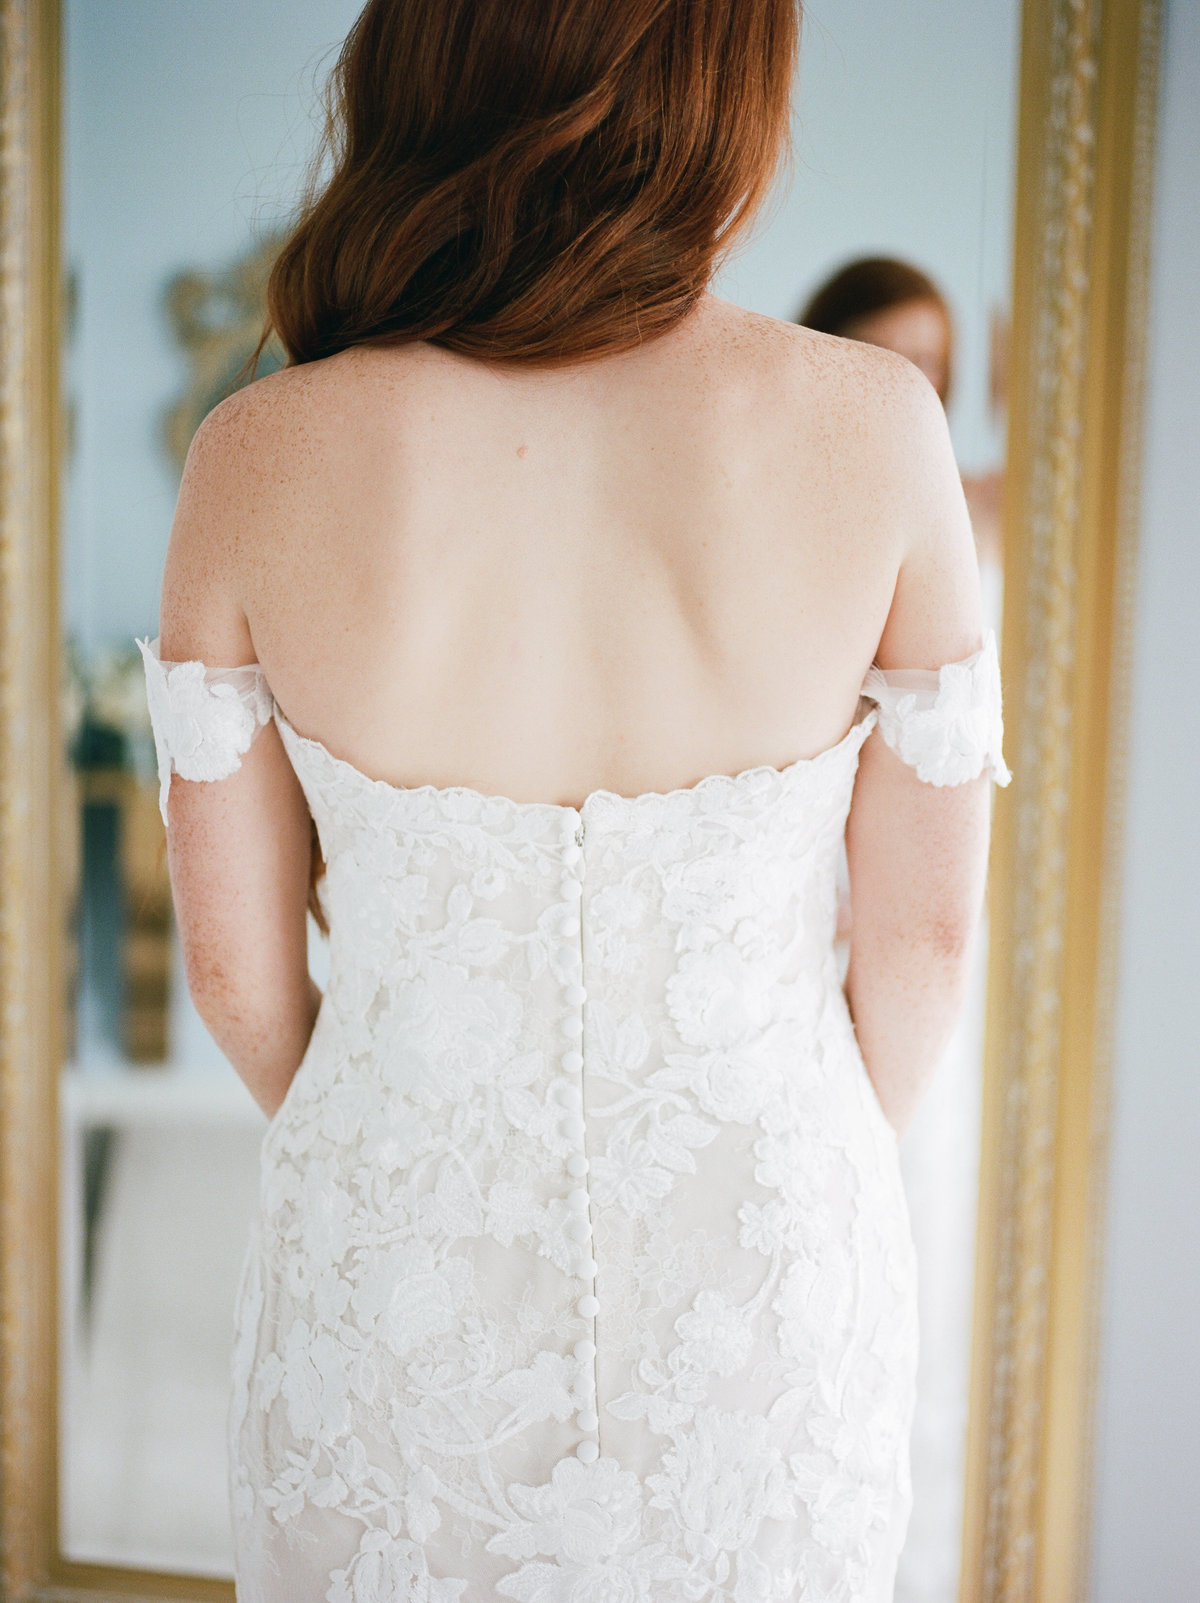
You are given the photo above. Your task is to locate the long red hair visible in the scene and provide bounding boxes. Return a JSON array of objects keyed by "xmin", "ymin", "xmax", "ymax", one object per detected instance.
[{"xmin": 257, "ymin": 0, "xmax": 799, "ymax": 370}]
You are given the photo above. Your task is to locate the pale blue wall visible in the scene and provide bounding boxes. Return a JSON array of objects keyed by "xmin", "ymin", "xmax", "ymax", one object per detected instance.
[
  {"xmin": 63, "ymin": 0, "xmax": 361, "ymax": 655},
  {"xmin": 717, "ymin": 0, "xmax": 1020, "ymax": 475},
  {"xmin": 1090, "ymin": 2, "xmax": 1200, "ymax": 1595},
  {"xmin": 65, "ymin": 0, "xmax": 1019, "ymax": 654}
]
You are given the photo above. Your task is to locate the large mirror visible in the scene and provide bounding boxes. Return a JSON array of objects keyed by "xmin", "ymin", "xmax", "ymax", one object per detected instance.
[
  {"xmin": 55, "ymin": 1, "xmax": 1018, "ymax": 1586},
  {"xmin": 0, "ymin": 0, "xmax": 1164, "ymax": 1598}
]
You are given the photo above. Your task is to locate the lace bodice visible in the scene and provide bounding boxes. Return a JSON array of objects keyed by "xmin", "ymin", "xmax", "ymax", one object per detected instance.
[{"xmin": 137, "ymin": 629, "xmax": 1008, "ymax": 1603}]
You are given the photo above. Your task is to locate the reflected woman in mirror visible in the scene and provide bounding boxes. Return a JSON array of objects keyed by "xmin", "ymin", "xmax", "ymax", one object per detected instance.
[
  {"xmin": 138, "ymin": 3, "xmax": 1009, "ymax": 1596},
  {"xmin": 798, "ymin": 255, "xmax": 1007, "ymax": 1603}
]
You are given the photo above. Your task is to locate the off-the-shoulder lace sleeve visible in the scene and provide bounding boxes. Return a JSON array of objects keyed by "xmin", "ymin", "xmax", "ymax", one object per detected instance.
[
  {"xmin": 859, "ymin": 629, "xmax": 1012, "ymax": 787},
  {"xmin": 136, "ymin": 635, "xmax": 275, "ymax": 825}
]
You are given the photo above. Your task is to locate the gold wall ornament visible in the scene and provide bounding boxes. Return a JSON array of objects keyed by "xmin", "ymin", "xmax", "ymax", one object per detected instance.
[
  {"xmin": 0, "ymin": 0, "xmax": 1163, "ymax": 1596},
  {"xmin": 161, "ymin": 232, "xmax": 287, "ymax": 476},
  {"xmin": 963, "ymin": 0, "xmax": 1161, "ymax": 1598}
]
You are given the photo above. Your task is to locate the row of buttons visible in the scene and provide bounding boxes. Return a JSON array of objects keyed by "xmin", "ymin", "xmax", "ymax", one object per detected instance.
[{"xmin": 561, "ymin": 813, "xmax": 598, "ymax": 1462}]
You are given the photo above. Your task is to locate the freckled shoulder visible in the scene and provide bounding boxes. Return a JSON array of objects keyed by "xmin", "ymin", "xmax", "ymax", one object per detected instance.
[
  {"xmin": 170, "ymin": 355, "xmax": 361, "ymax": 565},
  {"xmin": 182, "ymin": 360, "xmax": 327, "ymax": 484},
  {"xmin": 158, "ymin": 362, "xmax": 333, "ymax": 652},
  {"xmin": 708, "ymin": 301, "xmax": 943, "ymax": 433},
  {"xmin": 694, "ymin": 299, "xmax": 952, "ymax": 553}
]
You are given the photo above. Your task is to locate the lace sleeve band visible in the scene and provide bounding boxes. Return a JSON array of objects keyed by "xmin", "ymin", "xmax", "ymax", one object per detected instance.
[
  {"xmin": 859, "ymin": 629, "xmax": 1012, "ymax": 787},
  {"xmin": 136, "ymin": 635, "xmax": 276, "ymax": 826}
]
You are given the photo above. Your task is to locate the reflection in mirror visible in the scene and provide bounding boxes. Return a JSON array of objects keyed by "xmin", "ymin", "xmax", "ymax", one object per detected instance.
[{"xmin": 59, "ymin": 0, "xmax": 1017, "ymax": 1587}]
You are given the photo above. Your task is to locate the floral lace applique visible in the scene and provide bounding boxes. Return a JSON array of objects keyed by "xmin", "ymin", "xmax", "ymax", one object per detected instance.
[
  {"xmin": 860, "ymin": 629, "xmax": 1012, "ymax": 787},
  {"xmin": 136, "ymin": 635, "xmax": 274, "ymax": 825}
]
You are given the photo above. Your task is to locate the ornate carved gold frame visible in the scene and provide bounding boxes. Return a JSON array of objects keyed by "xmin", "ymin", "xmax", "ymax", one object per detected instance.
[
  {"xmin": 962, "ymin": 0, "xmax": 1161, "ymax": 1597},
  {"xmin": 0, "ymin": 0, "xmax": 1160, "ymax": 1597}
]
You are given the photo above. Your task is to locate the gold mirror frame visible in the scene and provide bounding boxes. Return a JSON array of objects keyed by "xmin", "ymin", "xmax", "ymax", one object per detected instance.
[{"xmin": 0, "ymin": 0, "xmax": 1160, "ymax": 1596}]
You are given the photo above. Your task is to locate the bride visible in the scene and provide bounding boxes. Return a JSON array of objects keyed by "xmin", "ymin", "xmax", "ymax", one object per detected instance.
[{"xmin": 139, "ymin": 0, "xmax": 1009, "ymax": 1597}]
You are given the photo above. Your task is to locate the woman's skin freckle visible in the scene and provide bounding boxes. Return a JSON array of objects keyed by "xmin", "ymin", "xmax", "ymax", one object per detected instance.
[{"xmin": 516, "ymin": 444, "xmax": 528, "ymax": 458}]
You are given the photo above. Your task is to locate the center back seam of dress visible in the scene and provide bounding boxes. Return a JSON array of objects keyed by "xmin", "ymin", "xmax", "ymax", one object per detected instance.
[{"xmin": 577, "ymin": 814, "xmax": 601, "ymax": 1453}]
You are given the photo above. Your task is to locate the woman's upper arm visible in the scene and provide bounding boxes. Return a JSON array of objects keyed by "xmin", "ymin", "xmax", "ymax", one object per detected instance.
[
  {"xmin": 872, "ymin": 365, "xmax": 986, "ymax": 675},
  {"xmin": 846, "ymin": 369, "xmax": 1002, "ymax": 944},
  {"xmin": 154, "ymin": 394, "xmax": 313, "ymax": 1009}
]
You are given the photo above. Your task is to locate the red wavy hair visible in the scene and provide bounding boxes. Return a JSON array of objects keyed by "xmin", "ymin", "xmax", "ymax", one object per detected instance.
[{"xmin": 259, "ymin": 0, "xmax": 799, "ymax": 369}]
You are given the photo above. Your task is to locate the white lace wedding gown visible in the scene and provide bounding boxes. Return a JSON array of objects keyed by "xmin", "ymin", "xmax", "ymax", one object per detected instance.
[{"xmin": 138, "ymin": 632, "xmax": 1010, "ymax": 1603}]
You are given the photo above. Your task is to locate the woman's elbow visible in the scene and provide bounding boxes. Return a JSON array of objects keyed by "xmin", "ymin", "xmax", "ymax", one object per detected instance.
[
  {"xmin": 182, "ymin": 939, "xmax": 249, "ymax": 1034},
  {"xmin": 893, "ymin": 851, "xmax": 988, "ymax": 969},
  {"xmin": 180, "ymin": 925, "xmax": 314, "ymax": 1047},
  {"xmin": 913, "ymin": 905, "xmax": 980, "ymax": 967},
  {"xmin": 857, "ymin": 895, "xmax": 983, "ymax": 980},
  {"xmin": 180, "ymin": 922, "xmax": 276, "ymax": 1027}
]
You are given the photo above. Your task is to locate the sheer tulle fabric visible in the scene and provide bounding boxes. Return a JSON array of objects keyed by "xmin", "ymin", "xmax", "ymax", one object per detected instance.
[
  {"xmin": 138, "ymin": 629, "xmax": 1008, "ymax": 1603},
  {"xmin": 860, "ymin": 632, "xmax": 1010, "ymax": 788}
]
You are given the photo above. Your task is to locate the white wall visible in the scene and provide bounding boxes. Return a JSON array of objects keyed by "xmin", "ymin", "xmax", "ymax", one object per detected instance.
[
  {"xmin": 1090, "ymin": 3, "xmax": 1200, "ymax": 1597},
  {"xmin": 65, "ymin": 0, "xmax": 1018, "ymax": 656}
]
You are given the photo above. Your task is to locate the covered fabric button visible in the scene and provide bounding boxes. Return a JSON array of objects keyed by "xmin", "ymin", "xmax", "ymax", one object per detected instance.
[
  {"xmin": 573, "ymin": 1338, "xmax": 597, "ymax": 1362},
  {"xmin": 576, "ymin": 1408, "xmax": 599, "ymax": 1432},
  {"xmin": 561, "ymin": 1050, "xmax": 583, "ymax": 1073},
  {"xmin": 574, "ymin": 1257, "xmax": 599, "ymax": 1280},
  {"xmin": 563, "ymin": 983, "xmax": 587, "ymax": 1005},
  {"xmin": 576, "ymin": 1440, "xmax": 599, "ymax": 1463},
  {"xmin": 567, "ymin": 1188, "xmax": 590, "ymax": 1211},
  {"xmin": 561, "ymin": 1115, "xmax": 586, "ymax": 1141},
  {"xmin": 576, "ymin": 1293, "xmax": 599, "ymax": 1319},
  {"xmin": 566, "ymin": 1153, "xmax": 590, "ymax": 1177},
  {"xmin": 561, "ymin": 878, "xmax": 583, "ymax": 901},
  {"xmin": 566, "ymin": 1217, "xmax": 591, "ymax": 1243}
]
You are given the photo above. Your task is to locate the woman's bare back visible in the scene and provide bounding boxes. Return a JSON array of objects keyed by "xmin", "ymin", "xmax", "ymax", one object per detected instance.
[{"xmin": 164, "ymin": 293, "xmax": 976, "ymax": 807}]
